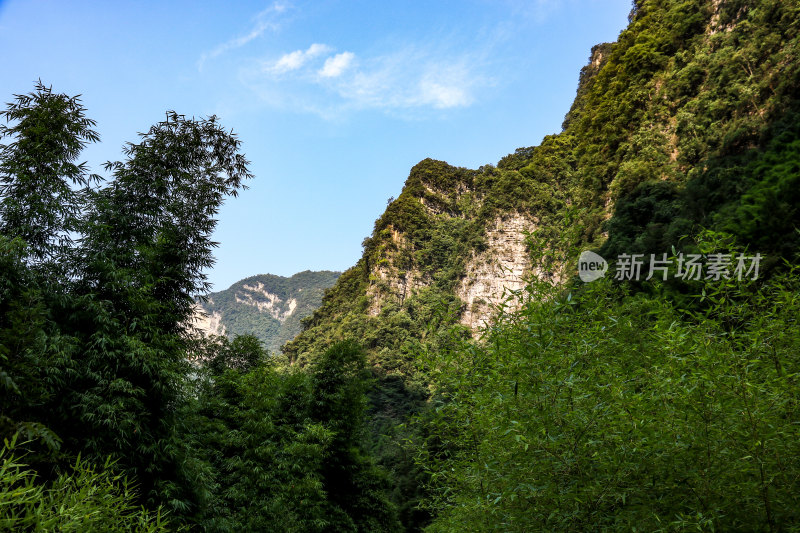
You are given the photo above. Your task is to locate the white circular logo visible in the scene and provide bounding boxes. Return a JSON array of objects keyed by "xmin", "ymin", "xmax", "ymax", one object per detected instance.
[{"xmin": 578, "ymin": 250, "xmax": 607, "ymax": 282}]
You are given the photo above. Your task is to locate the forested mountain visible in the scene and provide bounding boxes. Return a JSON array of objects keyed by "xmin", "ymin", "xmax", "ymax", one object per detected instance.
[
  {"xmin": 2, "ymin": 0, "xmax": 799, "ymax": 531},
  {"xmin": 287, "ymin": 0, "xmax": 800, "ymax": 365},
  {"xmin": 193, "ymin": 270, "xmax": 340, "ymax": 353},
  {"xmin": 284, "ymin": 0, "xmax": 800, "ymax": 529}
]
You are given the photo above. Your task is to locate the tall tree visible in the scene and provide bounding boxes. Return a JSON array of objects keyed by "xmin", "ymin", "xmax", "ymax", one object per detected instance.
[
  {"xmin": 0, "ymin": 81, "xmax": 98, "ymax": 458},
  {"xmin": 0, "ymin": 81, "xmax": 99, "ymax": 267},
  {"xmin": 49, "ymin": 111, "xmax": 253, "ymax": 511},
  {"xmin": 309, "ymin": 341, "xmax": 402, "ymax": 533},
  {"xmin": 81, "ymin": 110, "xmax": 253, "ymax": 330}
]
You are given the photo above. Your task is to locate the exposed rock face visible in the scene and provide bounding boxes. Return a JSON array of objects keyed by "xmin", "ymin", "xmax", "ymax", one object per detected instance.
[
  {"xmin": 362, "ymin": 160, "xmax": 563, "ymax": 332},
  {"xmin": 191, "ymin": 302, "xmax": 226, "ymax": 337},
  {"xmin": 237, "ymin": 282, "xmax": 298, "ymax": 321},
  {"xmin": 367, "ymin": 269, "xmax": 424, "ymax": 317},
  {"xmin": 709, "ymin": 0, "xmax": 741, "ymax": 35},
  {"xmin": 456, "ymin": 213, "xmax": 536, "ymax": 330},
  {"xmin": 364, "ymin": 210, "xmax": 561, "ymax": 332}
]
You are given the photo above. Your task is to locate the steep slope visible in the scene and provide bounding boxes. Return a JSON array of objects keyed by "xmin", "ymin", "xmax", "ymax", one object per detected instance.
[
  {"xmin": 194, "ymin": 270, "xmax": 340, "ymax": 352},
  {"xmin": 281, "ymin": 2, "xmax": 799, "ymax": 529},
  {"xmin": 285, "ymin": 0, "xmax": 800, "ymax": 368}
]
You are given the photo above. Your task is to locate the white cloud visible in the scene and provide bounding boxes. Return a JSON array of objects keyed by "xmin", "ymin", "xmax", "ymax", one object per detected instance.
[
  {"xmin": 240, "ymin": 42, "xmax": 490, "ymax": 118},
  {"xmin": 270, "ymin": 43, "xmax": 331, "ymax": 74},
  {"xmin": 274, "ymin": 50, "xmax": 305, "ymax": 71},
  {"xmin": 198, "ymin": 2, "xmax": 289, "ymax": 71},
  {"xmin": 204, "ymin": 0, "xmax": 567, "ymax": 117},
  {"xmin": 319, "ymin": 52, "xmax": 355, "ymax": 78}
]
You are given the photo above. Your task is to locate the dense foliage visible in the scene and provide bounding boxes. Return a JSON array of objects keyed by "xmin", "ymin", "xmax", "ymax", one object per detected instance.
[
  {"xmin": 415, "ymin": 234, "xmax": 800, "ymax": 531},
  {"xmin": 284, "ymin": 0, "xmax": 800, "ymax": 530},
  {"xmin": 2, "ymin": 0, "xmax": 799, "ymax": 531},
  {"xmin": 0, "ymin": 80, "xmax": 259, "ymax": 522},
  {"xmin": 0, "ymin": 83, "xmax": 400, "ymax": 531},
  {"xmin": 183, "ymin": 337, "xmax": 400, "ymax": 531},
  {"xmin": 1, "ymin": 437, "xmax": 170, "ymax": 531}
]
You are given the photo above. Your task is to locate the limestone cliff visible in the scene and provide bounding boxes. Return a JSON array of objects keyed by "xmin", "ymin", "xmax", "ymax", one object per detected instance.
[
  {"xmin": 455, "ymin": 214, "xmax": 538, "ymax": 330},
  {"xmin": 283, "ymin": 151, "xmax": 579, "ymax": 364},
  {"xmin": 191, "ymin": 301, "xmax": 226, "ymax": 337}
]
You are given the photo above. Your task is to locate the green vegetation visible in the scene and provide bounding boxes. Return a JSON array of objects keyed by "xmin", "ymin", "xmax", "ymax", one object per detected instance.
[
  {"xmin": 0, "ymin": 80, "xmax": 254, "ymax": 521},
  {"xmin": 0, "ymin": 82, "xmax": 400, "ymax": 531},
  {"xmin": 415, "ymin": 236, "xmax": 800, "ymax": 531},
  {"xmin": 2, "ymin": 0, "xmax": 800, "ymax": 530},
  {"xmin": 1, "ymin": 437, "xmax": 170, "ymax": 531},
  {"xmin": 284, "ymin": 1, "xmax": 800, "ymax": 530},
  {"xmin": 196, "ymin": 270, "xmax": 340, "ymax": 353},
  {"xmin": 182, "ymin": 337, "xmax": 400, "ymax": 531}
]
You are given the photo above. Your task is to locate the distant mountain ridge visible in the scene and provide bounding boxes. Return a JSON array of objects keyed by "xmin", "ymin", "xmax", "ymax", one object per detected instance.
[{"xmin": 193, "ymin": 270, "xmax": 341, "ymax": 352}]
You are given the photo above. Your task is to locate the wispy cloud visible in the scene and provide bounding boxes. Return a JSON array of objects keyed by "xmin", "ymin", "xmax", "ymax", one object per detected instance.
[
  {"xmin": 201, "ymin": 0, "xmax": 573, "ymax": 119},
  {"xmin": 198, "ymin": 2, "xmax": 289, "ymax": 71},
  {"xmin": 332, "ymin": 52, "xmax": 479, "ymax": 110},
  {"xmin": 419, "ymin": 78, "xmax": 471, "ymax": 109},
  {"xmin": 241, "ymin": 43, "xmax": 489, "ymax": 118}
]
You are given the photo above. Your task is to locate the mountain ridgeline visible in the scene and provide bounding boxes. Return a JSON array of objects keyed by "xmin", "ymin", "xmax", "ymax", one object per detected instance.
[{"xmin": 194, "ymin": 270, "xmax": 340, "ymax": 353}]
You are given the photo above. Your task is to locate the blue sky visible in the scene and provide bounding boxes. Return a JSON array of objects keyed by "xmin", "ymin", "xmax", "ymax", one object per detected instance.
[{"xmin": 0, "ymin": 0, "xmax": 631, "ymax": 291}]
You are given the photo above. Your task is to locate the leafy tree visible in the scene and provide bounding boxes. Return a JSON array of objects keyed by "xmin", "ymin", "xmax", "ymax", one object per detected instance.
[
  {"xmin": 81, "ymin": 111, "xmax": 253, "ymax": 329},
  {"xmin": 184, "ymin": 338, "xmax": 400, "ymax": 532},
  {"xmin": 0, "ymin": 91, "xmax": 254, "ymax": 512},
  {"xmin": 0, "ymin": 235, "xmax": 61, "ymax": 459},
  {"xmin": 204, "ymin": 333, "xmax": 266, "ymax": 375},
  {"xmin": 43, "ymin": 111, "xmax": 254, "ymax": 511},
  {"xmin": 415, "ymin": 240, "xmax": 800, "ymax": 531},
  {"xmin": 308, "ymin": 341, "xmax": 401, "ymax": 532},
  {"xmin": 0, "ymin": 436, "xmax": 172, "ymax": 531},
  {"xmin": 0, "ymin": 81, "xmax": 99, "ymax": 267}
]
